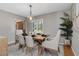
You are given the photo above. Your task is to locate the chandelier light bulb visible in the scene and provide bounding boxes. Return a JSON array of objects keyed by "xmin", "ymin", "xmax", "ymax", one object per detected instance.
[{"xmin": 29, "ymin": 16, "xmax": 32, "ymax": 21}]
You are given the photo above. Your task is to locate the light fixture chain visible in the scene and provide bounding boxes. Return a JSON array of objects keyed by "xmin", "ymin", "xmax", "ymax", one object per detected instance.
[{"xmin": 30, "ymin": 5, "xmax": 32, "ymax": 16}]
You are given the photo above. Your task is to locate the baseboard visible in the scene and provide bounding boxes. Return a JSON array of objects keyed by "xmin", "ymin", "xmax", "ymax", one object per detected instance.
[{"xmin": 71, "ymin": 46, "xmax": 76, "ymax": 56}]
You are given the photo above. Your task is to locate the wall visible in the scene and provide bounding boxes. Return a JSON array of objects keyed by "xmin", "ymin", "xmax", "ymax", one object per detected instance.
[
  {"xmin": 0, "ymin": 10, "xmax": 25, "ymax": 44},
  {"xmin": 26, "ymin": 9, "xmax": 71, "ymax": 37},
  {"xmin": 71, "ymin": 4, "xmax": 79, "ymax": 56}
]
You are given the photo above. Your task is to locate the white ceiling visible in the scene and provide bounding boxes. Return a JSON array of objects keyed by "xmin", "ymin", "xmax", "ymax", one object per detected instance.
[{"xmin": 0, "ymin": 3, "xmax": 72, "ymax": 17}]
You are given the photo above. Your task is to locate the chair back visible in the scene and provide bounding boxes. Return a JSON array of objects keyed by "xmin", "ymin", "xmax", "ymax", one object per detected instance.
[
  {"xmin": 51, "ymin": 30, "xmax": 61, "ymax": 50},
  {"xmin": 16, "ymin": 30, "xmax": 23, "ymax": 43},
  {"xmin": 25, "ymin": 36, "xmax": 34, "ymax": 47},
  {"xmin": 18, "ymin": 35, "xmax": 25, "ymax": 45},
  {"xmin": 55, "ymin": 30, "xmax": 61, "ymax": 40},
  {"xmin": 16, "ymin": 30, "xmax": 23, "ymax": 35},
  {"xmin": 43, "ymin": 30, "xmax": 61, "ymax": 51}
]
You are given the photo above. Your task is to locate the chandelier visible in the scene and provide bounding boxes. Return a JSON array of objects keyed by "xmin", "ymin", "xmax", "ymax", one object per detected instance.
[{"xmin": 29, "ymin": 5, "xmax": 32, "ymax": 21}]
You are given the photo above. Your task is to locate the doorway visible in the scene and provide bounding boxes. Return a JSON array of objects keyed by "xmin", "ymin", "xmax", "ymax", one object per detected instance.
[
  {"xmin": 16, "ymin": 21, "xmax": 24, "ymax": 30},
  {"xmin": 15, "ymin": 20, "xmax": 25, "ymax": 44}
]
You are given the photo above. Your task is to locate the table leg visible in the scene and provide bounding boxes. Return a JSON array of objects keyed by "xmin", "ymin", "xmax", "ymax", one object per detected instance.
[{"xmin": 38, "ymin": 45, "xmax": 43, "ymax": 56}]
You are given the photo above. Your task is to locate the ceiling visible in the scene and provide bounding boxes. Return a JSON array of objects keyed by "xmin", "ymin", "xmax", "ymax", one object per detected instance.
[{"xmin": 0, "ymin": 3, "xmax": 72, "ymax": 17}]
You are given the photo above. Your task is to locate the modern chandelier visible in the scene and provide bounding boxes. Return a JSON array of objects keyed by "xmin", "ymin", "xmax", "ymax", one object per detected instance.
[{"xmin": 29, "ymin": 4, "xmax": 32, "ymax": 21}]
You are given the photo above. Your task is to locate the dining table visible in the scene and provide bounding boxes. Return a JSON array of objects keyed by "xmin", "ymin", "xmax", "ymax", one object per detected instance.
[{"xmin": 33, "ymin": 35, "xmax": 47, "ymax": 55}]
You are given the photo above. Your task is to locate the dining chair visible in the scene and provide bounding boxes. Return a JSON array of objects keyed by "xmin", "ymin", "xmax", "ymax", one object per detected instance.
[
  {"xmin": 16, "ymin": 30, "xmax": 23, "ymax": 44},
  {"xmin": 42, "ymin": 30, "xmax": 61, "ymax": 55},
  {"xmin": 16, "ymin": 30, "xmax": 23, "ymax": 35},
  {"xmin": 18, "ymin": 35, "xmax": 25, "ymax": 51},
  {"xmin": 25, "ymin": 36, "xmax": 37, "ymax": 55}
]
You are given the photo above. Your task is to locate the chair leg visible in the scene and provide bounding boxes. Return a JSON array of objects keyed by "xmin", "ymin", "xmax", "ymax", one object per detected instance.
[
  {"xmin": 27, "ymin": 47, "xmax": 33, "ymax": 56},
  {"xmin": 57, "ymin": 46, "xmax": 60, "ymax": 56},
  {"xmin": 30, "ymin": 47, "xmax": 33, "ymax": 56},
  {"xmin": 22, "ymin": 46, "xmax": 25, "ymax": 52},
  {"xmin": 41, "ymin": 47, "xmax": 44, "ymax": 55},
  {"xmin": 38, "ymin": 45, "xmax": 41, "ymax": 55},
  {"xmin": 58, "ymin": 46, "xmax": 60, "ymax": 53},
  {"xmin": 25, "ymin": 47, "xmax": 28, "ymax": 55}
]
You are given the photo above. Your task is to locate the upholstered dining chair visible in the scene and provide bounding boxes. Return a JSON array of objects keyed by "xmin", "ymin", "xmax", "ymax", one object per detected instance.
[
  {"xmin": 16, "ymin": 30, "xmax": 23, "ymax": 35},
  {"xmin": 25, "ymin": 36, "xmax": 37, "ymax": 55},
  {"xmin": 42, "ymin": 30, "xmax": 61, "ymax": 55},
  {"xmin": 16, "ymin": 30, "xmax": 23, "ymax": 44},
  {"xmin": 18, "ymin": 35, "xmax": 25, "ymax": 51}
]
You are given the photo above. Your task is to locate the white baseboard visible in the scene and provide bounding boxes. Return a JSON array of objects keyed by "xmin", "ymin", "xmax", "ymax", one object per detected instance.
[{"xmin": 71, "ymin": 46, "xmax": 76, "ymax": 56}]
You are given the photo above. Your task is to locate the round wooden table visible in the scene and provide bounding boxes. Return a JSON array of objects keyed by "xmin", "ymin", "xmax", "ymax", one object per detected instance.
[{"xmin": 33, "ymin": 35, "xmax": 46, "ymax": 44}]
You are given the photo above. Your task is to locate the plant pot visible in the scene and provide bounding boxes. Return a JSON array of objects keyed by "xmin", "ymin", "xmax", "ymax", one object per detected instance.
[{"xmin": 65, "ymin": 40, "xmax": 71, "ymax": 45}]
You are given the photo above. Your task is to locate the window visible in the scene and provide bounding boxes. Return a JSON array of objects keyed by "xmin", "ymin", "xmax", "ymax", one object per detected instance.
[{"xmin": 32, "ymin": 19, "xmax": 43, "ymax": 34}]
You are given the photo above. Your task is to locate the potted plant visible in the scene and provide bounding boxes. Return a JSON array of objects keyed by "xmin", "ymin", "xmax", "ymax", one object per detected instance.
[{"xmin": 59, "ymin": 13, "xmax": 73, "ymax": 46}]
